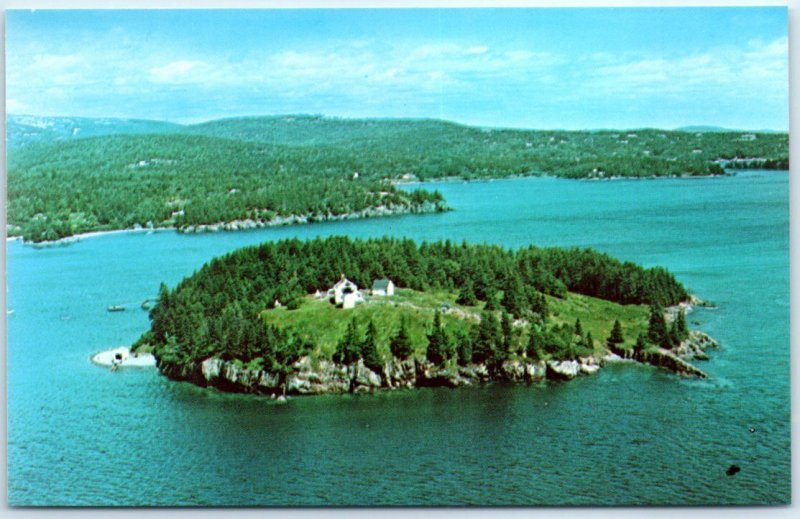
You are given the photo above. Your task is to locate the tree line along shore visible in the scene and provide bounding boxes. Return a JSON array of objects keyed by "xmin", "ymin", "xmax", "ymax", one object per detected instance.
[
  {"xmin": 132, "ymin": 236, "xmax": 717, "ymax": 396},
  {"xmin": 7, "ymin": 115, "xmax": 788, "ymax": 242}
]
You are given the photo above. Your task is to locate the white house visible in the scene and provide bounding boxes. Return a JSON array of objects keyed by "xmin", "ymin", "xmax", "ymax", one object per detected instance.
[
  {"xmin": 371, "ymin": 278, "xmax": 395, "ymax": 296},
  {"xmin": 342, "ymin": 291, "xmax": 365, "ymax": 309},
  {"xmin": 328, "ymin": 275, "xmax": 362, "ymax": 306}
]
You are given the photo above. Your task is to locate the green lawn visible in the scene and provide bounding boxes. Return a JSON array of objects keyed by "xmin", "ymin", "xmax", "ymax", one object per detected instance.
[
  {"xmin": 262, "ymin": 287, "xmax": 648, "ymax": 359},
  {"xmin": 547, "ymin": 293, "xmax": 649, "ymax": 354}
]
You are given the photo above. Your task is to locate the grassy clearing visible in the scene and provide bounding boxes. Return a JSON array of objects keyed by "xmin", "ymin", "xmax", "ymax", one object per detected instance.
[
  {"xmin": 262, "ymin": 287, "xmax": 648, "ymax": 359},
  {"xmin": 547, "ymin": 293, "xmax": 649, "ymax": 354}
]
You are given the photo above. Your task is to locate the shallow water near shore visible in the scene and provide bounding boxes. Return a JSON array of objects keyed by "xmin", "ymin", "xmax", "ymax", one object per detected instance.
[{"xmin": 6, "ymin": 171, "xmax": 789, "ymax": 505}]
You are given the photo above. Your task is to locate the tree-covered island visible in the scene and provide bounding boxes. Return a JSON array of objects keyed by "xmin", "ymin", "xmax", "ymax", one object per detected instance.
[
  {"xmin": 133, "ymin": 236, "xmax": 718, "ymax": 396},
  {"xmin": 7, "ymin": 115, "xmax": 788, "ymax": 242}
]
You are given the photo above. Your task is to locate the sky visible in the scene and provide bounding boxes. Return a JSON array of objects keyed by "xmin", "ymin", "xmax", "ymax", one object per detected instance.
[{"xmin": 5, "ymin": 7, "xmax": 789, "ymax": 130}]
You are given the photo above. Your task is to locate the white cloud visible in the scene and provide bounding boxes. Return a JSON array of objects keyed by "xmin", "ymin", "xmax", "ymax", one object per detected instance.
[
  {"xmin": 5, "ymin": 26, "xmax": 787, "ymax": 129},
  {"xmin": 6, "ymin": 98, "xmax": 29, "ymax": 113},
  {"xmin": 148, "ymin": 60, "xmax": 216, "ymax": 84},
  {"xmin": 579, "ymin": 37, "xmax": 787, "ymax": 100}
]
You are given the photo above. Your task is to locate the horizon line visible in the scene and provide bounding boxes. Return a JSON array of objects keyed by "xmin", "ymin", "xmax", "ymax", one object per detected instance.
[{"xmin": 6, "ymin": 112, "xmax": 787, "ymax": 134}]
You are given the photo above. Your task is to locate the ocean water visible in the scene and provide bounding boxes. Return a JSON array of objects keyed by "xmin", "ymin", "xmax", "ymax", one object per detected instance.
[{"xmin": 6, "ymin": 171, "xmax": 789, "ymax": 505}]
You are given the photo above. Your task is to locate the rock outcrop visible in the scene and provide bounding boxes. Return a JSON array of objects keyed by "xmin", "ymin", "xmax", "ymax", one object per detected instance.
[
  {"xmin": 155, "ymin": 320, "xmax": 718, "ymax": 396},
  {"xmin": 674, "ymin": 330, "xmax": 719, "ymax": 361}
]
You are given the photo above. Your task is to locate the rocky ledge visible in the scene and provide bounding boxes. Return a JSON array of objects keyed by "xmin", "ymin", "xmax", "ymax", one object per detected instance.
[
  {"xmin": 609, "ymin": 330, "xmax": 719, "ymax": 378},
  {"xmin": 156, "ymin": 330, "xmax": 717, "ymax": 397}
]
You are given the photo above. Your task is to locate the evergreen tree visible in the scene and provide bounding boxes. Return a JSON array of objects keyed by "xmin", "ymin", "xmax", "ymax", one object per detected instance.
[
  {"xmin": 453, "ymin": 328, "xmax": 473, "ymax": 366},
  {"xmin": 673, "ymin": 309, "xmax": 689, "ymax": 342},
  {"xmin": 150, "ymin": 282, "xmax": 172, "ymax": 342},
  {"xmin": 484, "ymin": 288, "xmax": 500, "ymax": 312},
  {"xmin": 647, "ymin": 304, "xmax": 669, "ymax": 347},
  {"xmin": 526, "ymin": 326, "xmax": 544, "ymax": 361},
  {"xmin": 426, "ymin": 311, "xmax": 451, "ymax": 365},
  {"xmin": 336, "ymin": 316, "xmax": 362, "ymax": 364},
  {"xmin": 584, "ymin": 331, "xmax": 594, "ymax": 352},
  {"xmin": 606, "ymin": 320, "xmax": 625, "ymax": 349},
  {"xmin": 529, "ymin": 290, "xmax": 549, "ymax": 321},
  {"xmin": 456, "ymin": 278, "xmax": 478, "ymax": 306},
  {"xmin": 390, "ymin": 317, "xmax": 414, "ymax": 359},
  {"xmin": 473, "ymin": 311, "xmax": 500, "ymax": 364},
  {"xmin": 574, "ymin": 318, "xmax": 583, "ymax": 338},
  {"xmin": 362, "ymin": 318, "xmax": 383, "ymax": 373},
  {"xmin": 501, "ymin": 274, "xmax": 529, "ymax": 318},
  {"xmin": 634, "ymin": 333, "xmax": 647, "ymax": 354}
]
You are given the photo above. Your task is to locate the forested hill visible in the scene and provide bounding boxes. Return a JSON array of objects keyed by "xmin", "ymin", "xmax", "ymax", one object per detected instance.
[
  {"xmin": 7, "ymin": 114, "xmax": 181, "ymax": 148},
  {"xmin": 6, "ymin": 133, "xmax": 445, "ymax": 242},
  {"xmin": 6, "ymin": 114, "xmax": 789, "ymax": 242},
  {"xmin": 181, "ymin": 115, "xmax": 789, "ymax": 180}
]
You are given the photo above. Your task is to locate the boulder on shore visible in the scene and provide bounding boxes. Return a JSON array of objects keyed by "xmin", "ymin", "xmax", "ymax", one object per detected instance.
[{"xmin": 546, "ymin": 360, "xmax": 581, "ymax": 380}]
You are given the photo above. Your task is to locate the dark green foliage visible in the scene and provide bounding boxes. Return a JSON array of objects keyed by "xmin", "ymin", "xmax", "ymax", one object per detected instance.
[
  {"xmin": 532, "ymin": 248, "xmax": 688, "ymax": 306},
  {"xmin": 529, "ymin": 290, "xmax": 549, "ymax": 322},
  {"xmin": 606, "ymin": 320, "xmax": 625, "ymax": 349},
  {"xmin": 574, "ymin": 318, "xmax": 583, "ymax": 338},
  {"xmin": 483, "ymin": 289, "xmax": 501, "ymax": 311},
  {"xmin": 583, "ymin": 331, "xmax": 595, "ymax": 353},
  {"xmin": 634, "ymin": 334, "xmax": 648, "ymax": 354},
  {"xmin": 708, "ymin": 163, "xmax": 726, "ymax": 175},
  {"xmin": 362, "ymin": 319, "xmax": 383, "ymax": 373},
  {"xmin": 473, "ymin": 312, "xmax": 501, "ymax": 364},
  {"xmin": 501, "ymin": 274, "xmax": 530, "ymax": 318},
  {"xmin": 665, "ymin": 310, "xmax": 690, "ymax": 350},
  {"xmin": 426, "ymin": 311, "xmax": 452, "ymax": 365},
  {"xmin": 671, "ymin": 309, "xmax": 689, "ymax": 345},
  {"xmin": 526, "ymin": 326, "xmax": 545, "ymax": 361},
  {"xmin": 335, "ymin": 317, "xmax": 363, "ymax": 365},
  {"xmin": 647, "ymin": 304, "xmax": 669, "ymax": 348},
  {"xmin": 453, "ymin": 328, "xmax": 473, "ymax": 366},
  {"xmin": 143, "ymin": 236, "xmax": 689, "ymax": 372},
  {"xmin": 390, "ymin": 317, "xmax": 414, "ymax": 359},
  {"xmin": 456, "ymin": 278, "xmax": 478, "ymax": 306},
  {"xmin": 544, "ymin": 323, "xmax": 577, "ymax": 360}
]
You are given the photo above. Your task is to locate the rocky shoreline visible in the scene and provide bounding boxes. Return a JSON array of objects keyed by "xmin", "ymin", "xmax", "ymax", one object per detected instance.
[
  {"xmin": 12, "ymin": 200, "xmax": 447, "ymax": 247},
  {"xmin": 155, "ymin": 329, "xmax": 718, "ymax": 398},
  {"xmin": 177, "ymin": 201, "xmax": 446, "ymax": 234}
]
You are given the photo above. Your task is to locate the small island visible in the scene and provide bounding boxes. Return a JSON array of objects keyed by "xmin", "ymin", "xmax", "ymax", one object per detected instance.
[{"xmin": 133, "ymin": 236, "xmax": 718, "ymax": 397}]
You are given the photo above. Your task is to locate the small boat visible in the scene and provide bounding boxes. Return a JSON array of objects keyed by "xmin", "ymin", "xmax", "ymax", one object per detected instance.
[
  {"xmin": 140, "ymin": 298, "xmax": 158, "ymax": 311},
  {"xmin": 107, "ymin": 305, "xmax": 125, "ymax": 312}
]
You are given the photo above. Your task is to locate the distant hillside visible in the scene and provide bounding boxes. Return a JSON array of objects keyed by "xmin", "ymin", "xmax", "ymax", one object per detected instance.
[
  {"xmin": 676, "ymin": 125, "xmax": 783, "ymax": 134},
  {"xmin": 182, "ymin": 115, "xmax": 467, "ymax": 147},
  {"xmin": 675, "ymin": 125, "xmax": 733, "ymax": 133},
  {"xmin": 6, "ymin": 114, "xmax": 789, "ymax": 242},
  {"xmin": 6, "ymin": 115, "xmax": 182, "ymax": 148},
  {"xmin": 179, "ymin": 115, "xmax": 788, "ymax": 180}
]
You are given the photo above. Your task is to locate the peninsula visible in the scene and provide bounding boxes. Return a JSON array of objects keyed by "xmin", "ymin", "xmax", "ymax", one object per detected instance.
[{"xmin": 132, "ymin": 236, "xmax": 718, "ymax": 396}]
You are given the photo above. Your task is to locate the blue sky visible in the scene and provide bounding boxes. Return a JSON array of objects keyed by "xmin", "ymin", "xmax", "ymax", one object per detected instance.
[{"xmin": 5, "ymin": 7, "xmax": 789, "ymax": 130}]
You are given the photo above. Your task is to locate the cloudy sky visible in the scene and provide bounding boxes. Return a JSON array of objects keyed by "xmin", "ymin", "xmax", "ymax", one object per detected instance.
[{"xmin": 5, "ymin": 7, "xmax": 788, "ymax": 130}]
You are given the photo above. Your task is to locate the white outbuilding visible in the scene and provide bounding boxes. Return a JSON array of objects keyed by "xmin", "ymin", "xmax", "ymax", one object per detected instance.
[{"xmin": 371, "ymin": 279, "xmax": 395, "ymax": 296}]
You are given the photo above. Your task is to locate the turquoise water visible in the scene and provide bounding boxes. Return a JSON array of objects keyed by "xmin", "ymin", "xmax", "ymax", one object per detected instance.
[{"xmin": 6, "ymin": 171, "xmax": 789, "ymax": 505}]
